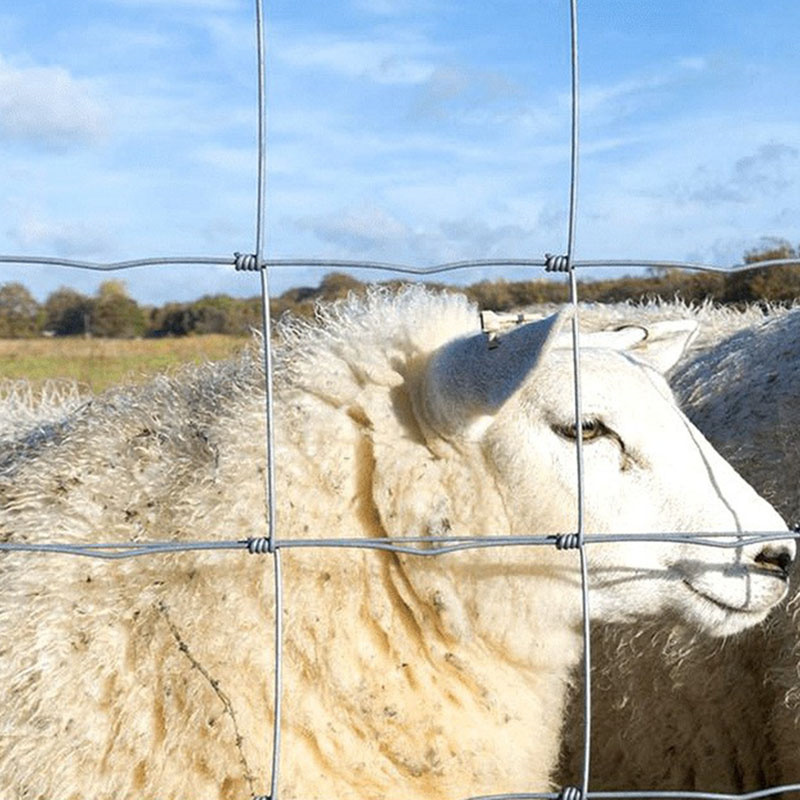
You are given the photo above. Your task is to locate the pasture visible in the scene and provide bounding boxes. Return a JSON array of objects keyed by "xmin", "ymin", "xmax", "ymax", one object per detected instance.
[{"xmin": 0, "ymin": 335, "xmax": 248, "ymax": 393}]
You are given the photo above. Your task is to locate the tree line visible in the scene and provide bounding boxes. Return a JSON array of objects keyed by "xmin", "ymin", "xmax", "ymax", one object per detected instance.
[
  {"xmin": 0, "ymin": 280, "xmax": 264, "ymax": 339},
  {"xmin": 2, "ymin": 241, "xmax": 799, "ymax": 338}
]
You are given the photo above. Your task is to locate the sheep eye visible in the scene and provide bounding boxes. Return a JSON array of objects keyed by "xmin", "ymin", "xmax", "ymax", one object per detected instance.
[
  {"xmin": 552, "ymin": 418, "xmax": 636, "ymax": 470},
  {"xmin": 553, "ymin": 418, "xmax": 608, "ymax": 442}
]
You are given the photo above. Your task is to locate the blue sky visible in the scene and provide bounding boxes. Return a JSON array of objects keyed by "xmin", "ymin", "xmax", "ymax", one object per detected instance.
[{"xmin": 2, "ymin": 0, "xmax": 800, "ymax": 303}]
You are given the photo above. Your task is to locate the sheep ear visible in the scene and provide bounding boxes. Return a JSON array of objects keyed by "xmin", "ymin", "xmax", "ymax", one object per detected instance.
[
  {"xmin": 571, "ymin": 326, "xmax": 648, "ymax": 350},
  {"xmin": 416, "ymin": 310, "xmax": 568, "ymax": 442},
  {"xmin": 626, "ymin": 320, "xmax": 699, "ymax": 374}
]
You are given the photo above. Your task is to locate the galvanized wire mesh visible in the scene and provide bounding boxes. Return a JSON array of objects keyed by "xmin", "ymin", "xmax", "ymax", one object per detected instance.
[{"xmin": 0, "ymin": 2, "xmax": 798, "ymax": 799}]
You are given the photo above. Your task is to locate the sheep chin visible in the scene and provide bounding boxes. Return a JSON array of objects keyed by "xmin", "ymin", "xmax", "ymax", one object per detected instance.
[{"xmin": 678, "ymin": 574, "xmax": 789, "ymax": 637}]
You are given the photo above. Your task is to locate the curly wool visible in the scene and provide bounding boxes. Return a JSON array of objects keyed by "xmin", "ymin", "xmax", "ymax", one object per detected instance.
[
  {"xmin": 0, "ymin": 288, "xmax": 790, "ymax": 800},
  {"xmin": 0, "ymin": 286, "xmax": 574, "ymax": 800}
]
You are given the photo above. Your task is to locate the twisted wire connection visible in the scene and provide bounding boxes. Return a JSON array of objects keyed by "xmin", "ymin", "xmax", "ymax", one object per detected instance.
[
  {"xmin": 555, "ymin": 534, "xmax": 581, "ymax": 550},
  {"xmin": 247, "ymin": 536, "xmax": 272, "ymax": 554},
  {"xmin": 544, "ymin": 253, "xmax": 571, "ymax": 272},
  {"xmin": 561, "ymin": 787, "xmax": 584, "ymax": 800},
  {"xmin": 234, "ymin": 252, "xmax": 262, "ymax": 271}
]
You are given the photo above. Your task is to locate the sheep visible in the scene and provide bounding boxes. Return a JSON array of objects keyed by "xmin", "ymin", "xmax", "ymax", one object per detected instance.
[
  {"xmin": 558, "ymin": 304, "xmax": 800, "ymax": 795},
  {"xmin": 0, "ymin": 378, "xmax": 88, "ymax": 446},
  {"xmin": 517, "ymin": 297, "xmax": 776, "ymax": 351},
  {"xmin": 0, "ymin": 286, "xmax": 793, "ymax": 800}
]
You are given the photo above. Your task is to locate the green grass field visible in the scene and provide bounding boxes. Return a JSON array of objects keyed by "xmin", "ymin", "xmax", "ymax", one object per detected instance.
[{"xmin": 0, "ymin": 335, "xmax": 250, "ymax": 393}]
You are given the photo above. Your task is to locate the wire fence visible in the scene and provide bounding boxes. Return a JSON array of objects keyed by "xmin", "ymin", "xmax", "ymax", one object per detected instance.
[{"xmin": 0, "ymin": 2, "xmax": 798, "ymax": 799}]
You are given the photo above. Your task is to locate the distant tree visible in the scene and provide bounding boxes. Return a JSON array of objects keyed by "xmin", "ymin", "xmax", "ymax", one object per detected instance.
[
  {"xmin": 90, "ymin": 280, "xmax": 145, "ymax": 338},
  {"xmin": 192, "ymin": 294, "xmax": 260, "ymax": 334},
  {"xmin": 0, "ymin": 282, "xmax": 42, "ymax": 338},
  {"xmin": 743, "ymin": 239, "xmax": 797, "ymax": 264},
  {"xmin": 44, "ymin": 287, "xmax": 92, "ymax": 335},
  {"xmin": 148, "ymin": 295, "xmax": 264, "ymax": 337},
  {"xmin": 27, "ymin": 242, "xmax": 798, "ymax": 342},
  {"xmin": 724, "ymin": 239, "xmax": 800, "ymax": 305},
  {"xmin": 317, "ymin": 272, "xmax": 364, "ymax": 300},
  {"xmin": 150, "ymin": 302, "xmax": 195, "ymax": 336}
]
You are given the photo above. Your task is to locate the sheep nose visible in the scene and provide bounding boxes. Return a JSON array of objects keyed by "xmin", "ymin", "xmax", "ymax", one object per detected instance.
[{"xmin": 754, "ymin": 545, "xmax": 795, "ymax": 579}]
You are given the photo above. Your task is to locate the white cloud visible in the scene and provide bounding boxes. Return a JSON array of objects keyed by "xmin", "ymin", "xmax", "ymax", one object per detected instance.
[
  {"xmin": 580, "ymin": 76, "xmax": 665, "ymax": 115},
  {"xmin": 60, "ymin": 21, "xmax": 174, "ymax": 59},
  {"xmin": 684, "ymin": 142, "xmax": 799, "ymax": 206},
  {"xmin": 353, "ymin": 0, "xmax": 408, "ymax": 13},
  {"xmin": 290, "ymin": 198, "xmax": 554, "ymax": 267},
  {"xmin": 352, "ymin": 0, "xmax": 439, "ymax": 16},
  {"xmin": 7, "ymin": 213, "xmax": 112, "ymax": 257},
  {"xmin": 578, "ymin": 57, "xmax": 709, "ymax": 122},
  {"xmin": 0, "ymin": 55, "xmax": 108, "ymax": 148},
  {"xmin": 410, "ymin": 65, "xmax": 529, "ymax": 124},
  {"xmin": 434, "ymin": 217, "xmax": 536, "ymax": 258},
  {"xmin": 677, "ymin": 56, "xmax": 707, "ymax": 72},
  {"xmin": 274, "ymin": 32, "xmax": 439, "ymax": 85},
  {"xmin": 572, "ymin": 130, "xmax": 800, "ymax": 269},
  {"xmin": 101, "ymin": 0, "xmax": 239, "ymax": 8},
  {"xmin": 296, "ymin": 206, "xmax": 409, "ymax": 252},
  {"xmin": 192, "ymin": 144, "xmax": 255, "ymax": 173}
]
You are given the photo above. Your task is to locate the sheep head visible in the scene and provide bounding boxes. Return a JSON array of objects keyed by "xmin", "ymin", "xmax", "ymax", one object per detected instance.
[{"xmin": 401, "ymin": 312, "xmax": 794, "ymax": 640}]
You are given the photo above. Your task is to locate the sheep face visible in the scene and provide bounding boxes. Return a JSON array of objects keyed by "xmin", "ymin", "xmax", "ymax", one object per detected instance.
[{"xmin": 418, "ymin": 313, "xmax": 794, "ymax": 638}]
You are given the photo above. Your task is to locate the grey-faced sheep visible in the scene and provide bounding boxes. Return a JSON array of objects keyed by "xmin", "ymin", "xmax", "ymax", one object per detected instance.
[
  {"xmin": 0, "ymin": 287, "xmax": 793, "ymax": 800},
  {"xmin": 558, "ymin": 304, "xmax": 800, "ymax": 795}
]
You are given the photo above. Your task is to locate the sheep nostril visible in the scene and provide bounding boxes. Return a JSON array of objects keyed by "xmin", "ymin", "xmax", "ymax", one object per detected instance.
[{"xmin": 755, "ymin": 547, "xmax": 794, "ymax": 579}]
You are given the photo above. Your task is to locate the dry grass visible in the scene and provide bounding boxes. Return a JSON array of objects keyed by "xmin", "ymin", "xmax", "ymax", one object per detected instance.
[{"xmin": 0, "ymin": 335, "xmax": 249, "ymax": 393}]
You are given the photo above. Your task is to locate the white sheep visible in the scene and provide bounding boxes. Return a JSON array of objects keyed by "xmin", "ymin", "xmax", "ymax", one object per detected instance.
[
  {"xmin": 0, "ymin": 378, "xmax": 88, "ymax": 443},
  {"xmin": 0, "ymin": 287, "xmax": 792, "ymax": 800},
  {"xmin": 558, "ymin": 304, "xmax": 800, "ymax": 795}
]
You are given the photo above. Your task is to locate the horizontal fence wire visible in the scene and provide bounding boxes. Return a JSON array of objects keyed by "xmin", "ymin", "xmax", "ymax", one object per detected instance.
[
  {"xmin": 463, "ymin": 789, "xmax": 800, "ymax": 800},
  {"xmin": 1, "ymin": 0, "xmax": 799, "ymax": 798},
  {"xmin": 1, "ymin": 253, "xmax": 799, "ymax": 274},
  {"xmin": 0, "ymin": 531, "xmax": 797, "ymax": 560}
]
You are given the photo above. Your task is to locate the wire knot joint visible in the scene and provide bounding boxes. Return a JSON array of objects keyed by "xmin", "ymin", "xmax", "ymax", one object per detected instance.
[
  {"xmin": 555, "ymin": 533, "xmax": 581, "ymax": 550},
  {"xmin": 559, "ymin": 787, "xmax": 584, "ymax": 800},
  {"xmin": 544, "ymin": 253, "xmax": 571, "ymax": 272},
  {"xmin": 234, "ymin": 252, "xmax": 263, "ymax": 271},
  {"xmin": 247, "ymin": 537, "xmax": 273, "ymax": 555}
]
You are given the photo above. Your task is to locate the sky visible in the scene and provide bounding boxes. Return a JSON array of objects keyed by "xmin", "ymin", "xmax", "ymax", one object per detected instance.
[{"xmin": 2, "ymin": 0, "xmax": 800, "ymax": 304}]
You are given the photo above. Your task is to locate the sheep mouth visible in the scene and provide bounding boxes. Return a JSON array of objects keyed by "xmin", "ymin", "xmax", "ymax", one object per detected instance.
[{"xmin": 681, "ymin": 576, "xmax": 786, "ymax": 616}]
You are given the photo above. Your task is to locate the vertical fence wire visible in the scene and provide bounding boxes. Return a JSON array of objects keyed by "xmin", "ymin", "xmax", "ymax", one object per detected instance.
[
  {"xmin": 253, "ymin": 0, "xmax": 283, "ymax": 797},
  {"xmin": 254, "ymin": 0, "xmax": 277, "ymax": 555},
  {"xmin": 268, "ymin": 549, "xmax": 283, "ymax": 800},
  {"xmin": 562, "ymin": 0, "xmax": 593, "ymax": 796}
]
